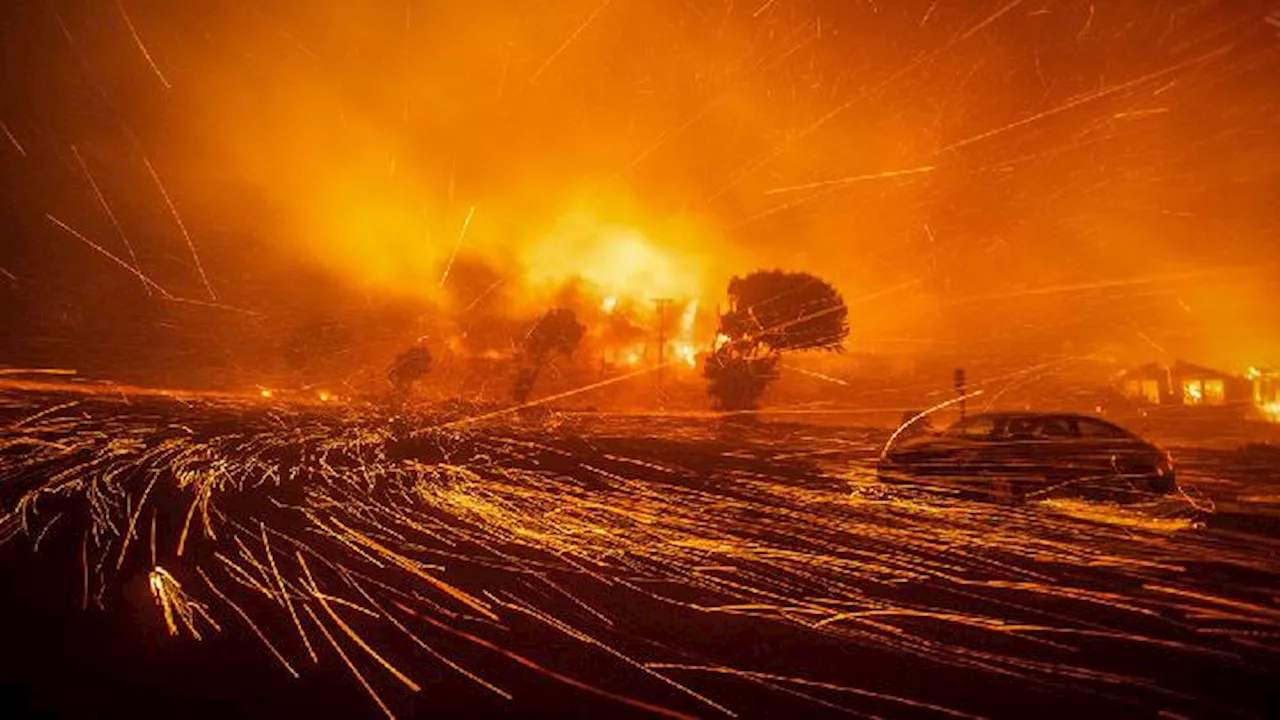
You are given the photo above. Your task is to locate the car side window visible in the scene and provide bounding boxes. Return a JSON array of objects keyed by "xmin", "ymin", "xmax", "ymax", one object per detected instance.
[
  {"xmin": 1076, "ymin": 418, "xmax": 1127, "ymax": 439},
  {"xmin": 1005, "ymin": 418, "xmax": 1035, "ymax": 439},
  {"xmin": 1036, "ymin": 418, "xmax": 1076, "ymax": 438},
  {"xmin": 946, "ymin": 416, "xmax": 998, "ymax": 440}
]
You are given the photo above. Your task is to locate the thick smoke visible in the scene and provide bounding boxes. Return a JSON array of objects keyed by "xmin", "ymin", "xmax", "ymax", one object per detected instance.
[{"xmin": 0, "ymin": 1, "xmax": 1276, "ymax": 385}]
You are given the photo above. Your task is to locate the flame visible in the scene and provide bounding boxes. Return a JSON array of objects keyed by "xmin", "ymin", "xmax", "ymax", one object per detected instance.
[
  {"xmin": 672, "ymin": 342, "xmax": 697, "ymax": 367},
  {"xmin": 678, "ymin": 300, "xmax": 698, "ymax": 333},
  {"xmin": 1261, "ymin": 402, "xmax": 1280, "ymax": 423},
  {"xmin": 601, "ymin": 296, "xmax": 618, "ymax": 314},
  {"xmin": 521, "ymin": 216, "xmax": 706, "ymax": 303}
]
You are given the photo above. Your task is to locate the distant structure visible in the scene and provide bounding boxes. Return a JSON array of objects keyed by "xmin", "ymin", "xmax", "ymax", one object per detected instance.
[
  {"xmin": 1117, "ymin": 360, "xmax": 1278, "ymax": 421},
  {"xmin": 1249, "ymin": 367, "xmax": 1280, "ymax": 421},
  {"xmin": 1119, "ymin": 361, "xmax": 1248, "ymax": 407}
]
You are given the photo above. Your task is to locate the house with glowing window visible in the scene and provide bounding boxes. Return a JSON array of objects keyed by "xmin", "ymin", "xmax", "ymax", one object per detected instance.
[
  {"xmin": 1248, "ymin": 367, "xmax": 1280, "ymax": 421},
  {"xmin": 1119, "ymin": 361, "xmax": 1254, "ymax": 412}
]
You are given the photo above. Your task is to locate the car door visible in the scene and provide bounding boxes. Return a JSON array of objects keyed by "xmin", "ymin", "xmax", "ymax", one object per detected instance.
[
  {"xmin": 899, "ymin": 416, "xmax": 998, "ymax": 484},
  {"xmin": 968, "ymin": 416, "xmax": 1043, "ymax": 479},
  {"xmin": 1069, "ymin": 418, "xmax": 1138, "ymax": 484}
]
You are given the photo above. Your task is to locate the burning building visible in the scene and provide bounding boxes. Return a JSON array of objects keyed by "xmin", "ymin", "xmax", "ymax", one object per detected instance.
[
  {"xmin": 1119, "ymin": 360, "xmax": 1260, "ymax": 418},
  {"xmin": 1249, "ymin": 367, "xmax": 1280, "ymax": 422}
]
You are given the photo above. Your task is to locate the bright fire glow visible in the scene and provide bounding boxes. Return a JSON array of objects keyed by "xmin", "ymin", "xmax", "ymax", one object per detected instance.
[
  {"xmin": 521, "ymin": 218, "xmax": 706, "ymax": 304},
  {"xmin": 678, "ymin": 300, "xmax": 698, "ymax": 333},
  {"xmin": 673, "ymin": 342, "xmax": 697, "ymax": 367},
  {"xmin": 1262, "ymin": 402, "xmax": 1280, "ymax": 423}
]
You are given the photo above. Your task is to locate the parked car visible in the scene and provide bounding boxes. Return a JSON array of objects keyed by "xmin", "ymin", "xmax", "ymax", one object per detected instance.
[{"xmin": 877, "ymin": 412, "xmax": 1177, "ymax": 502}]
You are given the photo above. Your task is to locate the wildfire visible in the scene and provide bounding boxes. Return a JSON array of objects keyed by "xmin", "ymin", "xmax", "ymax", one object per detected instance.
[
  {"xmin": 1262, "ymin": 402, "xmax": 1280, "ymax": 423},
  {"xmin": 522, "ymin": 217, "xmax": 706, "ymax": 305},
  {"xmin": 672, "ymin": 342, "xmax": 697, "ymax": 367}
]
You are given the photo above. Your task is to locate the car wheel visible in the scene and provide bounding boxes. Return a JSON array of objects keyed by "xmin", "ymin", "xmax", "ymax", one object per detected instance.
[{"xmin": 1147, "ymin": 472, "xmax": 1176, "ymax": 494}]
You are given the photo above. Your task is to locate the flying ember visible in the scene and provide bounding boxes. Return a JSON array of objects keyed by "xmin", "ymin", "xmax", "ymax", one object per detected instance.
[{"xmin": 0, "ymin": 1, "xmax": 1277, "ymax": 719}]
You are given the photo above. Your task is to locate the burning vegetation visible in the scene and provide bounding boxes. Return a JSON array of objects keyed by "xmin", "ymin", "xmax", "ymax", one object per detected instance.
[{"xmin": 0, "ymin": 1, "xmax": 1278, "ymax": 718}]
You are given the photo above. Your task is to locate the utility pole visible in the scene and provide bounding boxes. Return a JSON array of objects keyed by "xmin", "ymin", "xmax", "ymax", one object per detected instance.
[{"xmin": 654, "ymin": 298, "xmax": 672, "ymax": 409}]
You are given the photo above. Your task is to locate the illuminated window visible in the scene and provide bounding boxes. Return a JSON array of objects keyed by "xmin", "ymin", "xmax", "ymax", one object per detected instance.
[
  {"xmin": 1203, "ymin": 379, "xmax": 1225, "ymax": 406},
  {"xmin": 1140, "ymin": 379, "xmax": 1161, "ymax": 404},
  {"xmin": 1258, "ymin": 379, "xmax": 1279, "ymax": 404},
  {"xmin": 1182, "ymin": 379, "xmax": 1204, "ymax": 405}
]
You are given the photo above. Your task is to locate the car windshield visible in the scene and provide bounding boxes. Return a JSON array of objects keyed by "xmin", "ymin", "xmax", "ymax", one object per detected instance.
[{"xmin": 942, "ymin": 415, "xmax": 1000, "ymax": 439}]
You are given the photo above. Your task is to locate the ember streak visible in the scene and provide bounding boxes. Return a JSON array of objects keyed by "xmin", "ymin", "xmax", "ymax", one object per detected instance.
[
  {"xmin": 0, "ymin": 0, "xmax": 1278, "ymax": 717},
  {"xmin": 0, "ymin": 379, "xmax": 1278, "ymax": 717}
]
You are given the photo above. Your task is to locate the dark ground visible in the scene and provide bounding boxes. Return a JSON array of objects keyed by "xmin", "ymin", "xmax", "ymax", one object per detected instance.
[{"xmin": 0, "ymin": 390, "xmax": 1278, "ymax": 719}]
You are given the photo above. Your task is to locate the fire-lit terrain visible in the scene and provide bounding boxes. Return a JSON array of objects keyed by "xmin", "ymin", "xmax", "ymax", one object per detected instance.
[
  {"xmin": 2, "ymin": 0, "xmax": 1279, "ymax": 718},
  {"xmin": 1, "ymin": 382, "xmax": 1279, "ymax": 718}
]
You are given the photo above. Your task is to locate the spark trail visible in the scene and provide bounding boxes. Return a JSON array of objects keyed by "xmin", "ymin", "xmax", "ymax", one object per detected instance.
[
  {"xmin": 45, "ymin": 214, "xmax": 172, "ymax": 297},
  {"xmin": 142, "ymin": 156, "xmax": 216, "ymax": 300},
  {"xmin": 0, "ymin": 120, "xmax": 26, "ymax": 157},
  {"xmin": 73, "ymin": 145, "xmax": 150, "ymax": 296},
  {"xmin": 116, "ymin": 0, "xmax": 171, "ymax": 89},
  {"xmin": 0, "ymin": 387, "xmax": 1276, "ymax": 718},
  {"xmin": 529, "ymin": 0, "xmax": 615, "ymax": 84}
]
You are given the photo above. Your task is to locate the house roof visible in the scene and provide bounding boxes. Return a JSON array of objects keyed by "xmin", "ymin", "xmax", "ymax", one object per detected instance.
[{"xmin": 1122, "ymin": 360, "xmax": 1240, "ymax": 382}]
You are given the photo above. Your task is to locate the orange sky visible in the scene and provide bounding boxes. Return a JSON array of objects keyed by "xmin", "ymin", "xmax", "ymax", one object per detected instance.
[{"xmin": 1, "ymin": 1, "xmax": 1276, "ymax": 379}]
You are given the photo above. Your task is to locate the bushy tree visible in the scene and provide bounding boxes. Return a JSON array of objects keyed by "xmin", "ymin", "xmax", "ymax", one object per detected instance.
[
  {"xmin": 706, "ymin": 270, "xmax": 848, "ymax": 410},
  {"xmin": 525, "ymin": 308, "xmax": 586, "ymax": 361},
  {"xmin": 512, "ymin": 308, "xmax": 585, "ymax": 404},
  {"xmin": 719, "ymin": 270, "xmax": 848, "ymax": 355},
  {"xmin": 388, "ymin": 344, "xmax": 433, "ymax": 396},
  {"xmin": 703, "ymin": 353, "xmax": 780, "ymax": 411}
]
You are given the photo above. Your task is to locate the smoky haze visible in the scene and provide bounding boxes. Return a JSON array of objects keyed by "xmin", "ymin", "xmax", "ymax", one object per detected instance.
[{"xmin": 0, "ymin": 0, "xmax": 1276, "ymax": 388}]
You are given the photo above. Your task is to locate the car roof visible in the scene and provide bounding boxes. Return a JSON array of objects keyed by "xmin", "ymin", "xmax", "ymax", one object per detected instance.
[
  {"xmin": 958, "ymin": 412, "xmax": 1110, "ymax": 422},
  {"xmin": 947, "ymin": 412, "xmax": 1142, "ymax": 438}
]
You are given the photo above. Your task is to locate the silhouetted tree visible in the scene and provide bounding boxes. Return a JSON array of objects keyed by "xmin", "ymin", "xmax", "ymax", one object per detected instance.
[
  {"xmin": 512, "ymin": 308, "xmax": 585, "ymax": 404},
  {"xmin": 388, "ymin": 344, "xmax": 432, "ymax": 397},
  {"xmin": 703, "ymin": 353, "xmax": 781, "ymax": 411},
  {"xmin": 719, "ymin": 270, "xmax": 848, "ymax": 354},
  {"xmin": 705, "ymin": 270, "xmax": 848, "ymax": 410}
]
